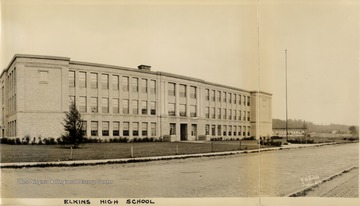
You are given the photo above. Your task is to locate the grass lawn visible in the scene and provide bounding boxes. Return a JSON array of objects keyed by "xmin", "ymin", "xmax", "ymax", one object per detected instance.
[{"xmin": 0, "ymin": 141, "xmax": 261, "ymax": 163}]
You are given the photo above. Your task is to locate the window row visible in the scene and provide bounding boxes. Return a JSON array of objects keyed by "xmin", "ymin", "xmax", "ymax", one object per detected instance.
[
  {"xmin": 205, "ymin": 124, "xmax": 251, "ymax": 136},
  {"xmin": 86, "ymin": 121, "xmax": 157, "ymax": 137},
  {"xmin": 205, "ymin": 89, "xmax": 250, "ymax": 106},
  {"xmin": 168, "ymin": 103, "xmax": 197, "ymax": 117},
  {"xmin": 168, "ymin": 83, "xmax": 197, "ymax": 99},
  {"xmin": 7, "ymin": 120, "xmax": 16, "ymax": 137},
  {"xmin": 205, "ymin": 107, "xmax": 251, "ymax": 121},
  {"xmin": 69, "ymin": 71, "xmax": 156, "ymax": 94},
  {"xmin": 70, "ymin": 96, "xmax": 156, "ymax": 115}
]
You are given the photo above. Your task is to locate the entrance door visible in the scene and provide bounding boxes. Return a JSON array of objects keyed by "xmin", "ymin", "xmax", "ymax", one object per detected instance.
[{"xmin": 180, "ymin": 124, "xmax": 187, "ymax": 141}]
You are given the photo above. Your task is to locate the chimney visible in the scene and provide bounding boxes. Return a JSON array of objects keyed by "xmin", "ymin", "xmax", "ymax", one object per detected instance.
[{"xmin": 138, "ymin": 65, "xmax": 151, "ymax": 71}]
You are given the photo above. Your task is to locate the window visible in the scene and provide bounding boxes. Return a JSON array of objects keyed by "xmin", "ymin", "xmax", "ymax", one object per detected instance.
[
  {"xmin": 191, "ymin": 124, "xmax": 197, "ymax": 136},
  {"xmin": 247, "ymin": 111, "xmax": 250, "ymax": 121},
  {"xmin": 79, "ymin": 96, "xmax": 86, "ymax": 112},
  {"xmin": 223, "ymin": 108, "xmax": 227, "ymax": 119},
  {"xmin": 233, "ymin": 94, "xmax": 236, "ymax": 104},
  {"xmin": 217, "ymin": 108, "xmax": 221, "ymax": 119},
  {"xmin": 223, "ymin": 92, "xmax": 226, "ymax": 102},
  {"xmin": 228, "ymin": 93, "xmax": 232, "ymax": 104},
  {"xmin": 91, "ymin": 97, "xmax": 98, "ymax": 113},
  {"xmin": 205, "ymin": 124, "xmax": 210, "ymax": 135},
  {"xmin": 133, "ymin": 122, "xmax": 139, "ymax": 136},
  {"xmin": 39, "ymin": 70, "xmax": 48, "ymax": 83},
  {"xmin": 102, "ymin": 98, "xmax": 109, "ymax": 113},
  {"xmin": 217, "ymin": 91, "xmax": 221, "ymax": 102},
  {"xmin": 81, "ymin": 121, "xmax": 87, "ymax": 136},
  {"xmin": 243, "ymin": 95, "xmax": 246, "ymax": 105},
  {"xmin": 233, "ymin": 125, "xmax": 237, "ymax": 136},
  {"xmin": 112, "ymin": 98, "xmax": 119, "ymax": 113},
  {"xmin": 112, "ymin": 75, "xmax": 119, "ymax": 90},
  {"xmin": 228, "ymin": 109, "xmax": 232, "ymax": 120},
  {"xmin": 238, "ymin": 110, "xmax": 242, "ymax": 120},
  {"xmin": 69, "ymin": 96, "xmax": 75, "ymax": 110},
  {"xmin": 132, "ymin": 100, "xmax": 138, "ymax": 115},
  {"xmin": 150, "ymin": 101, "xmax": 156, "ymax": 115},
  {"xmin": 122, "ymin": 99, "xmax": 129, "ymax": 114},
  {"xmin": 223, "ymin": 125, "xmax": 227, "ymax": 136},
  {"xmin": 211, "ymin": 107, "xmax": 215, "ymax": 119},
  {"xmin": 150, "ymin": 80, "xmax": 156, "ymax": 94},
  {"xmin": 151, "ymin": 123, "xmax": 156, "ymax": 136},
  {"xmin": 211, "ymin": 90, "xmax": 215, "ymax": 101},
  {"xmin": 243, "ymin": 111, "xmax": 246, "ymax": 121},
  {"xmin": 190, "ymin": 105, "xmax": 196, "ymax": 117},
  {"xmin": 142, "ymin": 122, "xmax": 148, "ymax": 136},
  {"xmin": 205, "ymin": 89, "xmax": 210, "ymax": 100},
  {"xmin": 113, "ymin": 121, "xmax": 120, "ymax": 136},
  {"xmin": 170, "ymin": 123, "xmax": 176, "ymax": 135},
  {"xmin": 233, "ymin": 110, "xmax": 236, "ymax": 120},
  {"xmin": 168, "ymin": 103, "xmax": 175, "ymax": 116},
  {"xmin": 69, "ymin": 71, "xmax": 75, "ymax": 87},
  {"xmin": 102, "ymin": 121, "xmax": 109, "ymax": 136},
  {"xmin": 238, "ymin": 126, "xmax": 242, "ymax": 136},
  {"xmin": 123, "ymin": 122, "xmax": 129, "ymax": 136},
  {"xmin": 247, "ymin": 126, "xmax": 250, "ymax": 136},
  {"xmin": 211, "ymin": 125, "xmax": 216, "ymax": 136},
  {"xmin": 141, "ymin": 101, "xmax": 147, "ymax": 115},
  {"xmin": 190, "ymin": 86, "xmax": 196, "ymax": 99},
  {"xmin": 90, "ymin": 73, "xmax": 98, "ymax": 89},
  {"xmin": 132, "ymin": 77, "xmax": 139, "ymax": 92},
  {"xmin": 176, "ymin": 104, "xmax": 185, "ymax": 117},
  {"xmin": 168, "ymin": 83, "xmax": 175, "ymax": 96},
  {"xmin": 238, "ymin": 95, "xmax": 241, "ymax": 105},
  {"xmin": 122, "ymin": 76, "xmax": 129, "ymax": 91},
  {"xmin": 141, "ymin": 79, "xmax": 147, "ymax": 93},
  {"xmin": 229, "ymin": 125, "xmax": 232, "ymax": 136},
  {"xmin": 247, "ymin": 96, "xmax": 250, "ymax": 106},
  {"xmin": 205, "ymin": 107, "xmax": 210, "ymax": 118},
  {"xmin": 243, "ymin": 126, "xmax": 246, "ymax": 136},
  {"xmin": 91, "ymin": 121, "xmax": 98, "ymax": 136},
  {"xmin": 179, "ymin": 84, "xmax": 186, "ymax": 97},
  {"xmin": 217, "ymin": 125, "xmax": 221, "ymax": 136},
  {"xmin": 79, "ymin": 72, "xmax": 86, "ymax": 88}
]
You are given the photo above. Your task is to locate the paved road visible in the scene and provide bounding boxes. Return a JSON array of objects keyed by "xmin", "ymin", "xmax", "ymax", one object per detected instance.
[{"xmin": 1, "ymin": 143, "xmax": 358, "ymax": 198}]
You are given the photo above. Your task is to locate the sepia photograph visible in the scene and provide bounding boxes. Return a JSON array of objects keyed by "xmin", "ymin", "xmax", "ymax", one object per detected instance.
[{"xmin": 0, "ymin": 0, "xmax": 359, "ymax": 205}]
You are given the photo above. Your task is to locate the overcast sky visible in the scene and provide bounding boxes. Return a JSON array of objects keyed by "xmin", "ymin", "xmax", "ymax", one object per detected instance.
[{"xmin": 1, "ymin": 0, "xmax": 358, "ymax": 125}]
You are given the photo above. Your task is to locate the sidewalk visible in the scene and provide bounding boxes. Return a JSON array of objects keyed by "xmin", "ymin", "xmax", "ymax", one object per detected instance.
[{"xmin": 0, "ymin": 142, "xmax": 337, "ymax": 168}]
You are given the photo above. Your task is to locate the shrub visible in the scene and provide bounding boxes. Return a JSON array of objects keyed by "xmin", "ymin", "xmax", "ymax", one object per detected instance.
[
  {"xmin": 198, "ymin": 135, "xmax": 207, "ymax": 141},
  {"xmin": 210, "ymin": 137, "xmax": 222, "ymax": 141},
  {"xmin": 15, "ymin": 138, "xmax": 22, "ymax": 145},
  {"xmin": 0, "ymin": 137, "xmax": 16, "ymax": 144},
  {"xmin": 162, "ymin": 135, "xmax": 171, "ymax": 142},
  {"xmin": 243, "ymin": 137, "xmax": 256, "ymax": 140}
]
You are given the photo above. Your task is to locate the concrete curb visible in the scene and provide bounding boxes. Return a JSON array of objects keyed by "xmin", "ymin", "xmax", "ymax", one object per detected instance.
[{"xmin": 0, "ymin": 142, "xmax": 338, "ymax": 168}]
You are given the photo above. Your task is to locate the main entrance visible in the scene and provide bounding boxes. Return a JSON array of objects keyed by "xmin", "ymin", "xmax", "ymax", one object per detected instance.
[{"xmin": 180, "ymin": 124, "xmax": 187, "ymax": 141}]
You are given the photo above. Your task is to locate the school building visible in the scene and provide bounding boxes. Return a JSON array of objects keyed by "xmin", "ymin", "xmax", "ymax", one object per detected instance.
[{"xmin": 0, "ymin": 54, "xmax": 272, "ymax": 141}]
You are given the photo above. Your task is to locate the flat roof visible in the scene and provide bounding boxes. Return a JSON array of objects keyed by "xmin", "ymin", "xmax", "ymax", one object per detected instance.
[{"xmin": 4, "ymin": 54, "xmax": 272, "ymax": 95}]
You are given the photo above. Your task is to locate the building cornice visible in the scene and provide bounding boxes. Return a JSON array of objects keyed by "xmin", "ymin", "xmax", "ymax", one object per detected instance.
[{"xmin": 4, "ymin": 54, "xmax": 272, "ymax": 96}]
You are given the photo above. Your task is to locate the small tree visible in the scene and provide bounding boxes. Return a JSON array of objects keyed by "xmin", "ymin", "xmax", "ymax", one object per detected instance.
[{"xmin": 62, "ymin": 101, "xmax": 84, "ymax": 148}]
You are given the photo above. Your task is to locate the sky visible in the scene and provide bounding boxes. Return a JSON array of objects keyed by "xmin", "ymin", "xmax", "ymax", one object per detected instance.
[{"xmin": 1, "ymin": 0, "xmax": 359, "ymax": 125}]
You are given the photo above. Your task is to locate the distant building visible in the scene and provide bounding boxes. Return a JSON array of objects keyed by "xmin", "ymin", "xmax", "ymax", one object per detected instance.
[{"xmin": 0, "ymin": 54, "xmax": 272, "ymax": 141}]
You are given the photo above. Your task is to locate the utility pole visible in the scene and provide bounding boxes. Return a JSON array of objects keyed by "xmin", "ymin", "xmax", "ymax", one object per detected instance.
[{"xmin": 285, "ymin": 49, "xmax": 289, "ymax": 142}]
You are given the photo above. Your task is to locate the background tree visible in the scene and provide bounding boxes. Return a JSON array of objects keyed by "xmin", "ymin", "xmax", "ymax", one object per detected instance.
[
  {"xmin": 348, "ymin": 126, "xmax": 358, "ymax": 135},
  {"xmin": 62, "ymin": 101, "xmax": 84, "ymax": 148}
]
